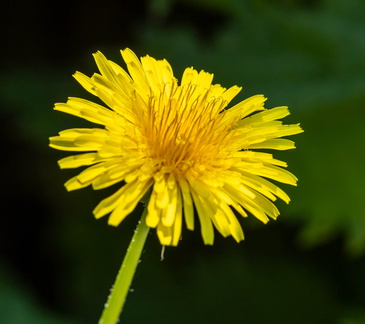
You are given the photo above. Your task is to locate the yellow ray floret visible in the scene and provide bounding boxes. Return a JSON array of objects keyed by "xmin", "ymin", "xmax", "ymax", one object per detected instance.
[{"xmin": 50, "ymin": 48, "xmax": 303, "ymax": 246}]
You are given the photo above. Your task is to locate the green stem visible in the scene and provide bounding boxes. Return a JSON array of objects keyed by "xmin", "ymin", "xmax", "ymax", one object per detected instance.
[{"xmin": 99, "ymin": 207, "xmax": 150, "ymax": 324}]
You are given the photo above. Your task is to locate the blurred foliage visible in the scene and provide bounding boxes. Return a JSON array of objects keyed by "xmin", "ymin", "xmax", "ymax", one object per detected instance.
[
  {"xmin": 0, "ymin": 265, "xmax": 75, "ymax": 324},
  {"xmin": 1, "ymin": 0, "xmax": 365, "ymax": 323}
]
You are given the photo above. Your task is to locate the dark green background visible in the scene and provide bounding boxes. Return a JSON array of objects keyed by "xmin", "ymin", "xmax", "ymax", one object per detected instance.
[{"xmin": 1, "ymin": 0, "xmax": 365, "ymax": 323}]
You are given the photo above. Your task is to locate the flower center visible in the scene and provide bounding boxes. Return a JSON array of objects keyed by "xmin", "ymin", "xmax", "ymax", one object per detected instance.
[{"xmin": 140, "ymin": 83, "xmax": 236, "ymax": 175}]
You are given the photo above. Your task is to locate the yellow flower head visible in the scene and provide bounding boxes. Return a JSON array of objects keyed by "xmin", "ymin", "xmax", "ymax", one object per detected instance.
[{"xmin": 50, "ymin": 49, "xmax": 303, "ymax": 246}]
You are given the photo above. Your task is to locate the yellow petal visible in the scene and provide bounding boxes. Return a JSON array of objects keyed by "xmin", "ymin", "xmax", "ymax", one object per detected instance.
[
  {"xmin": 107, "ymin": 179, "xmax": 153, "ymax": 226},
  {"xmin": 171, "ymin": 191, "xmax": 183, "ymax": 246},
  {"xmin": 73, "ymin": 72, "xmax": 97, "ymax": 95},
  {"xmin": 178, "ymin": 177, "xmax": 194, "ymax": 231},
  {"xmin": 157, "ymin": 222, "xmax": 172, "ymax": 246},
  {"xmin": 190, "ymin": 189, "xmax": 214, "ymax": 245},
  {"xmin": 146, "ymin": 191, "xmax": 161, "ymax": 228},
  {"xmin": 121, "ymin": 48, "xmax": 150, "ymax": 97}
]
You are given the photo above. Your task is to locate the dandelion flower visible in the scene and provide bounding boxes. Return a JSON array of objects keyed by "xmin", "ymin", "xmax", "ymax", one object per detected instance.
[{"xmin": 50, "ymin": 48, "xmax": 303, "ymax": 246}]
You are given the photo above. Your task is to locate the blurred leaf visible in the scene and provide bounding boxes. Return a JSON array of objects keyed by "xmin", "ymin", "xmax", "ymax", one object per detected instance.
[{"xmin": 0, "ymin": 265, "xmax": 78, "ymax": 324}]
